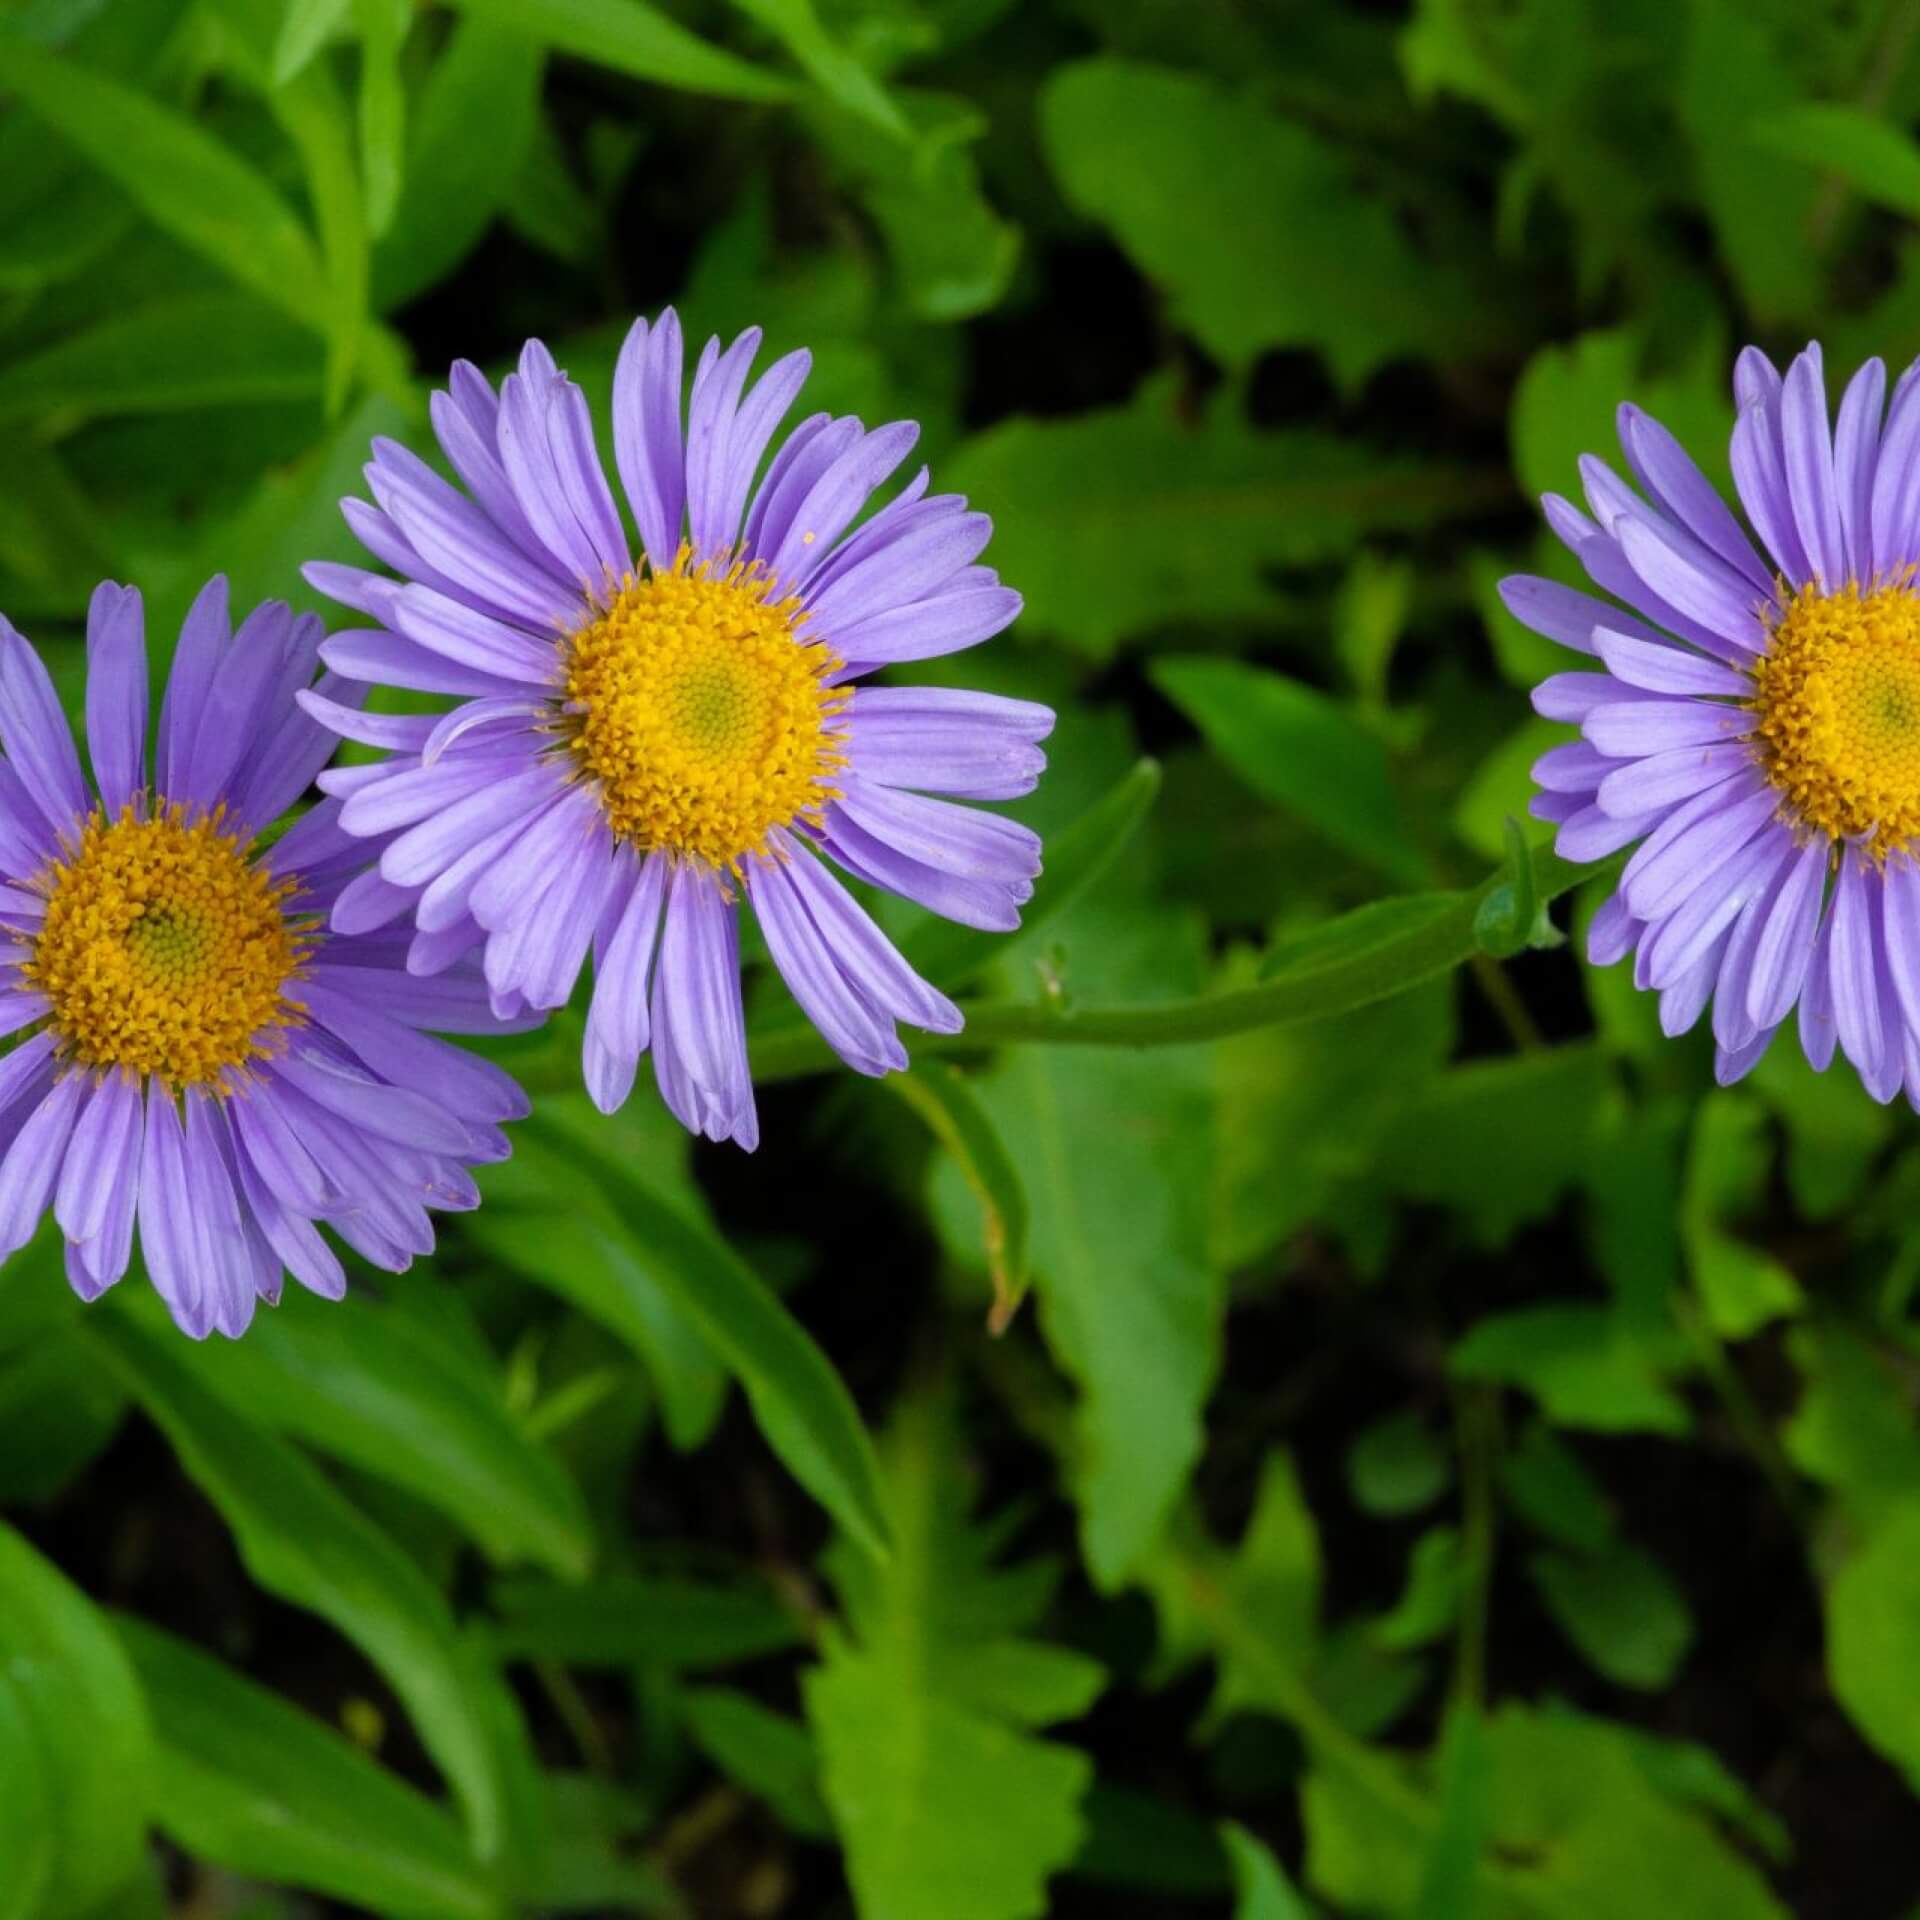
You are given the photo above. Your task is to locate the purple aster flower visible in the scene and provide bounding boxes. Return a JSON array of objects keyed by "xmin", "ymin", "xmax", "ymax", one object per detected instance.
[
  {"xmin": 1510, "ymin": 340, "xmax": 1920, "ymax": 1103},
  {"xmin": 303, "ymin": 311, "xmax": 1049, "ymax": 1150},
  {"xmin": 0, "ymin": 578, "xmax": 529, "ymax": 1338}
]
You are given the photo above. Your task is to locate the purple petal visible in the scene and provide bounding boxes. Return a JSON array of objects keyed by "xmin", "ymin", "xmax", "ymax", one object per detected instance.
[
  {"xmin": 1780, "ymin": 345, "xmax": 1847, "ymax": 592},
  {"xmin": 1583, "ymin": 698, "xmax": 1751, "ymax": 758},
  {"xmin": 0, "ymin": 1071, "xmax": 82, "ymax": 1256},
  {"xmin": 583, "ymin": 851, "xmax": 666, "ymax": 1115},
  {"xmin": 1748, "ymin": 835, "xmax": 1829, "ymax": 1029},
  {"xmin": 1832, "ymin": 356, "xmax": 1886, "ymax": 584},
  {"xmin": 1617, "ymin": 404, "xmax": 1772, "ymax": 592},
  {"xmin": 1596, "ymin": 741, "xmax": 1752, "ymax": 817},
  {"xmin": 612, "ymin": 310, "xmax": 687, "ymax": 568},
  {"xmin": 1732, "ymin": 402, "xmax": 1813, "ymax": 589},
  {"xmin": 1616, "ymin": 517, "xmax": 1768, "ymax": 653},
  {"xmin": 1591, "ymin": 628, "xmax": 1750, "ymax": 698},
  {"xmin": 393, "ymin": 584, "xmax": 562, "ymax": 686},
  {"xmin": 650, "ymin": 864, "xmax": 756, "ymax": 1150},
  {"xmin": 84, "ymin": 583, "xmax": 147, "ymax": 817},
  {"xmin": 1621, "ymin": 774, "xmax": 1773, "ymax": 921},
  {"xmin": 848, "ymin": 686, "xmax": 1053, "ymax": 800}
]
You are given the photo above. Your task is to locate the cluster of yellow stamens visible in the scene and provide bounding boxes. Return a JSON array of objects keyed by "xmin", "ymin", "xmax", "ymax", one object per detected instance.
[
  {"xmin": 562, "ymin": 549, "xmax": 848, "ymax": 874},
  {"xmin": 1752, "ymin": 576, "xmax": 1920, "ymax": 858},
  {"xmin": 25, "ymin": 805, "xmax": 308, "ymax": 1085}
]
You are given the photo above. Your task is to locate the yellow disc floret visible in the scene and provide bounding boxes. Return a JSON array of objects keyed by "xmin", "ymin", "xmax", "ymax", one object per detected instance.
[
  {"xmin": 563, "ymin": 552, "xmax": 848, "ymax": 873},
  {"xmin": 26, "ymin": 805, "xmax": 308, "ymax": 1085},
  {"xmin": 1752, "ymin": 578, "xmax": 1920, "ymax": 856}
]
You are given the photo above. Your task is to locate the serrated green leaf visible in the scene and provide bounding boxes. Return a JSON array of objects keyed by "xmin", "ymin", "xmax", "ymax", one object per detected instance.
[
  {"xmin": 682, "ymin": 1688, "xmax": 832, "ymax": 1839},
  {"xmin": 86, "ymin": 1313, "xmax": 507, "ymax": 1859},
  {"xmin": 806, "ymin": 1390, "xmax": 1094, "ymax": 1920},
  {"xmin": 112, "ymin": 1615, "xmax": 498, "ymax": 1920},
  {"xmin": 943, "ymin": 380, "xmax": 1504, "ymax": 658},
  {"xmin": 1041, "ymin": 57, "xmax": 1477, "ymax": 384}
]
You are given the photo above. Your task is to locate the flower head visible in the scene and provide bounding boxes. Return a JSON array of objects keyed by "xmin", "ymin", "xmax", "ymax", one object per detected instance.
[
  {"xmin": 306, "ymin": 313, "xmax": 1049, "ymax": 1149},
  {"xmin": 1511, "ymin": 341, "xmax": 1920, "ymax": 1102},
  {"xmin": 0, "ymin": 579, "xmax": 529, "ymax": 1337}
]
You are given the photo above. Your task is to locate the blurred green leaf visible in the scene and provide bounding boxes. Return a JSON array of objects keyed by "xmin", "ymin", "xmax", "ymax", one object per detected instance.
[
  {"xmin": 274, "ymin": 0, "xmax": 353, "ymax": 82},
  {"xmin": 0, "ymin": 1326, "xmax": 125, "ymax": 1505},
  {"xmin": 1529, "ymin": 1542, "xmax": 1694, "ymax": 1691},
  {"xmin": 682, "ymin": 1688, "xmax": 833, "ymax": 1838},
  {"xmin": 806, "ymin": 1388, "xmax": 1095, "ymax": 1920},
  {"xmin": 88, "ymin": 1313, "xmax": 508, "ymax": 1859},
  {"xmin": 945, "ymin": 380, "xmax": 1505, "ymax": 658},
  {"xmin": 1153, "ymin": 655, "xmax": 1426, "ymax": 885},
  {"xmin": 0, "ymin": 293, "xmax": 322, "ymax": 421},
  {"xmin": 733, "ymin": 0, "xmax": 904, "ymax": 135},
  {"xmin": 1348, "ymin": 1410, "xmax": 1453, "ymax": 1519},
  {"xmin": 353, "ymin": 0, "xmax": 408, "ymax": 235},
  {"xmin": 1452, "ymin": 1306, "xmax": 1691, "ymax": 1435},
  {"xmin": 559, "ymin": 1127, "xmax": 892, "ymax": 1560},
  {"xmin": 1498, "ymin": 1420, "xmax": 1613, "ymax": 1552},
  {"xmin": 113, "ymin": 1615, "xmax": 499, "ymax": 1920},
  {"xmin": 445, "ymin": 0, "xmax": 795, "ymax": 102},
  {"xmin": 1827, "ymin": 1499, "xmax": 1920, "ymax": 1794},
  {"xmin": 0, "ymin": 33, "xmax": 331, "ymax": 326},
  {"xmin": 1221, "ymin": 1823, "xmax": 1314, "ymax": 1920},
  {"xmin": 0, "ymin": 1520, "xmax": 152, "ymax": 1920},
  {"xmin": 373, "ymin": 13, "xmax": 543, "ymax": 310},
  {"xmin": 1041, "ymin": 57, "xmax": 1476, "ymax": 384},
  {"xmin": 1679, "ymin": 0, "xmax": 1819, "ymax": 324},
  {"xmin": 1755, "ymin": 102, "xmax": 1920, "ymax": 218},
  {"xmin": 1784, "ymin": 1323, "xmax": 1920, "ymax": 1522},
  {"xmin": 1682, "ymin": 1094, "xmax": 1804, "ymax": 1340},
  {"xmin": 1371, "ymin": 1526, "xmax": 1464, "ymax": 1652},
  {"xmin": 488, "ymin": 1572, "xmax": 804, "ymax": 1668}
]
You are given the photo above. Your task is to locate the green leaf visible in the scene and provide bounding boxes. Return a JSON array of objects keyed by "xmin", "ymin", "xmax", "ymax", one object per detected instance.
[
  {"xmin": 488, "ymin": 1573, "xmax": 804, "ymax": 1668},
  {"xmin": 1452, "ymin": 1306, "xmax": 1691, "ymax": 1436},
  {"xmin": 1679, "ymin": 0, "xmax": 1819, "ymax": 324},
  {"xmin": 893, "ymin": 1063, "xmax": 1030, "ymax": 1331},
  {"xmin": 1258, "ymin": 895, "xmax": 1461, "ymax": 984},
  {"xmin": 544, "ymin": 1125, "xmax": 892, "ymax": 1560},
  {"xmin": 1529, "ymin": 1543, "xmax": 1694, "ymax": 1691},
  {"xmin": 947, "ymin": 1039, "xmax": 1218, "ymax": 1588},
  {"xmin": 943, "ymin": 380, "xmax": 1506, "ymax": 658},
  {"xmin": 1220, "ymin": 1823, "xmax": 1313, "ymax": 1920},
  {"xmin": 731, "ymin": 0, "xmax": 905, "ymax": 135},
  {"xmin": 0, "ymin": 1325, "xmax": 126, "ymax": 1505},
  {"xmin": 353, "ymin": 0, "xmax": 408, "ymax": 235},
  {"xmin": 1497, "ymin": 1421, "xmax": 1614, "ymax": 1553},
  {"xmin": 1370, "ymin": 1527, "xmax": 1465, "ymax": 1652},
  {"xmin": 112, "ymin": 1615, "xmax": 499, "ymax": 1920},
  {"xmin": 1374, "ymin": 1047, "xmax": 1612, "ymax": 1248},
  {"xmin": 444, "ymin": 0, "xmax": 795, "ymax": 103},
  {"xmin": 0, "ymin": 1669, "xmax": 57, "ymax": 1920},
  {"xmin": 1754, "ymin": 102, "xmax": 1920, "ymax": 218},
  {"xmin": 1784, "ymin": 1323, "xmax": 1920, "ymax": 1519},
  {"xmin": 1826, "ymin": 1498, "xmax": 1920, "ymax": 1792},
  {"xmin": 273, "ymin": 0, "xmax": 353, "ymax": 82},
  {"xmin": 682, "ymin": 1688, "xmax": 833, "ymax": 1839},
  {"xmin": 1154, "ymin": 655, "xmax": 1425, "ymax": 885},
  {"xmin": 1347, "ymin": 1410, "xmax": 1453, "ymax": 1518},
  {"xmin": 805, "ymin": 1389, "xmax": 1094, "ymax": 1920},
  {"xmin": 0, "ymin": 1520, "xmax": 152, "ymax": 1920},
  {"xmin": 0, "ymin": 293, "xmax": 322, "ymax": 421},
  {"xmin": 372, "ymin": 13, "xmax": 543, "ymax": 310},
  {"xmin": 1040, "ymin": 58, "xmax": 1477, "ymax": 385},
  {"xmin": 85, "ymin": 1313, "xmax": 507, "ymax": 1859},
  {"xmin": 145, "ymin": 1283, "xmax": 593, "ymax": 1579},
  {"xmin": 1682, "ymin": 1094, "xmax": 1803, "ymax": 1340},
  {"xmin": 0, "ymin": 34, "xmax": 330, "ymax": 327}
]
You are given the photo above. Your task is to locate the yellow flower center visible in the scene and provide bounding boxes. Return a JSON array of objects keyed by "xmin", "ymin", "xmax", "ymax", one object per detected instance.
[
  {"xmin": 26, "ymin": 806, "xmax": 309, "ymax": 1085},
  {"xmin": 562, "ymin": 553, "xmax": 848, "ymax": 873},
  {"xmin": 1752, "ymin": 579, "xmax": 1920, "ymax": 856}
]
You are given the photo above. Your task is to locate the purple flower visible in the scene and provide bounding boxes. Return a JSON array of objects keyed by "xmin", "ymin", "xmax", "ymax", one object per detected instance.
[
  {"xmin": 304, "ymin": 312, "xmax": 1049, "ymax": 1149},
  {"xmin": 1512, "ymin": 341, "xmax": 1920, "ymax": 1103},
  {"xmin": 0, "ymin": 579, "xmax": 529, "ymax": 1338}
]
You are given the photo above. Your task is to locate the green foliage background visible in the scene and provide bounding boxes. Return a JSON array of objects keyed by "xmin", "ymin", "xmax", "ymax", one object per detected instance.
[{"xmin": 2, "ymin": 0, "xmax": 1919, "ymax": 1914}]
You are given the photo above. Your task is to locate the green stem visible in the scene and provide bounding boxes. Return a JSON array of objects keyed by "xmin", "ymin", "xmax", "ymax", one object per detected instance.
[
  {"xmin": 1450, "ymin": 1387, "xmax": 1499, "ymax": 1711},
  {"xmin": 743, "ymin": 848, "xmax": 1614, "ymax": 1083}
]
